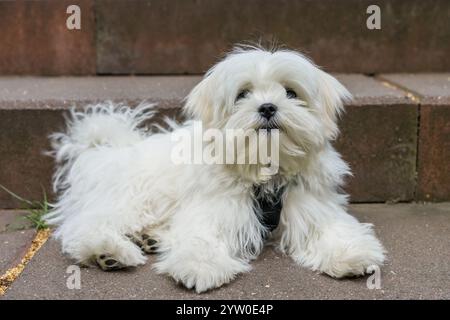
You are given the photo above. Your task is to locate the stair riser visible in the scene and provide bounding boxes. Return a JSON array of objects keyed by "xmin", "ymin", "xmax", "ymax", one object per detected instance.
[
  {"xmin": 0, "ymin": 102, "xmax": 417, "ymax": 208},
  {"xmin": 0, "ymin": 0, "xmax": 449, "ymax": 75},
  {"xmin": 97, "ymin": 0, "xmax": 449, "ymax": 74}
]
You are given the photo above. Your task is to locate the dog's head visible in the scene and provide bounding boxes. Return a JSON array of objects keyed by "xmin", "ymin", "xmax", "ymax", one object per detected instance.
[{"xmin": 183, "ymin": 46, "xmax": 351, "ymax": 176}]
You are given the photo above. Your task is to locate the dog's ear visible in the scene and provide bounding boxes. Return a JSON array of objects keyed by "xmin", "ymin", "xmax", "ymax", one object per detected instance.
[
  {"xmin": 183, "ymin": 75, "xmax": 215, "ymax": 125},
  {"xmin": 316, "ymin": 70, "xmax": 352, "ymax": 139}
]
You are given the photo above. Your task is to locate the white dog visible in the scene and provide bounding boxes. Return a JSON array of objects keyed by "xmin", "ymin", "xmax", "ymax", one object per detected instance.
[{"xmin": 46, "ymin": 46, "xmax": 385, "ymax": 293}]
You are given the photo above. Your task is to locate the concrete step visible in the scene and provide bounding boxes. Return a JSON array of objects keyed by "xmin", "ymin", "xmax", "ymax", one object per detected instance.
[
  {"xmin": 0, "ymin": 0, "xmax": 449, "ymax": 75},
  {"xmin": 2, "ymin": 203, "xmax": 450, "ymax": 299},
  {"xmin": 0, "ymin": 74, "xmax": 449, "ymax": 208},
  {"xmin": 378, "ymin": 74, "xmax": 450, "ymax": 202}
]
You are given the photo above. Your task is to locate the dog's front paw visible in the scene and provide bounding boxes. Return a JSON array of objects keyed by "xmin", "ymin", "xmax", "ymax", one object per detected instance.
[
  {"xmin": 178, "ymin": 270, "xmax": 227, "ymax": 293},
  {"xmin": 155, "ymin": 250, "xmax": 251, "ymax": 293},
  {"xmin": 322, "ymin": 256, "xmax": 383, "ymax": 278},
  {"xmin": 321, "ymin": 239, "xmax": 385, "ymax": 278},
  {"xmin": 294, "ymin": 222, "xmax": 386, "ymax": 278},
  {"xmin": 174, "ymin": 262, "xmax": 249, "ymax": 293}
]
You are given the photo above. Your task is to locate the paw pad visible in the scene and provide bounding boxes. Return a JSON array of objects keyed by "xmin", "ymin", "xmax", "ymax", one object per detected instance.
[
  {"xmin": 127, "ymin": 233, "xmax": 159, "ymax": 254},
  {"xmin": 141, "ymin": 236, "xmax": 158, "ymax": 254},
  {"xmin": 96, "ymin": 254, "xmax": 125, "ymax": 271}
]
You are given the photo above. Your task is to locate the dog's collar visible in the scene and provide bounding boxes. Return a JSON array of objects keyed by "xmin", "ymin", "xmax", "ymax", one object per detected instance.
[{"xmin": 252, "ymin": 184, "xmax": 286, "ymax": 235}]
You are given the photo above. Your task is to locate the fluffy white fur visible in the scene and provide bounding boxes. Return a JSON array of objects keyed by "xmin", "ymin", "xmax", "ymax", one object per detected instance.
[{"xmin": 46, "ymin": 47, "xmax": 385, "ymax": 293}]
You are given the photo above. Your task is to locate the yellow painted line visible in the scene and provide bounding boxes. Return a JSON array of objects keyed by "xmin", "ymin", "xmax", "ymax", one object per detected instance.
[
  {"xmin": 0, "ymin": 228, "xmax": 51, "ymax": 296},
  {"xmin": 377, "ymin": 78, "xmax": 422, "ymax": 104}
]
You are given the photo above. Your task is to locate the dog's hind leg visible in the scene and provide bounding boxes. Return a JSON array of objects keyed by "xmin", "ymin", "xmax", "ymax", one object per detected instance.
[
  {"xmin": 95, "ymin": 254, "xmax": 126, "ymax": 271},
  {"xmin": 55, "ymin": 220, "xmax": 148, "ymax": 271},
  {"xmin": 127, "ymin": 232, "xmax": 159, "ymax": 254}
]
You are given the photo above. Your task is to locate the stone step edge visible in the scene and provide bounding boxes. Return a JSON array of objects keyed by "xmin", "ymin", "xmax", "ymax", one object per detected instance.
[
  {"xmin": 0, "ymin": 74, "xmax": 425, "ymax": 109},
  {"xmin": 1, "ymin": 74, "xmax": 449, "ymax": 206}
]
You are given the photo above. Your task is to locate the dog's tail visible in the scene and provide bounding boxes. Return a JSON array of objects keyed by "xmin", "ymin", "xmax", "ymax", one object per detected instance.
[{"xmin": 48, "ymin": 102, "xmax": 155, "ymax": 193}]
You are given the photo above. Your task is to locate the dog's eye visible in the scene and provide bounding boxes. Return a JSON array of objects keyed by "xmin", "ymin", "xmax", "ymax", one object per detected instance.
[
  {"xmin": 286, "ymin": 88, "xmax": 297, "ymax": 99},
  {"xmin": 236, "ymin": 89, "xmax": 250, "ymax": 102}
]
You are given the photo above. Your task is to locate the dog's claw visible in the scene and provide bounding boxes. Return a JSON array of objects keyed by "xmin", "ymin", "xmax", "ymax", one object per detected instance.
[{"xmin": 96, "ymin": 254, "xmax": 125, "ymax": 271}]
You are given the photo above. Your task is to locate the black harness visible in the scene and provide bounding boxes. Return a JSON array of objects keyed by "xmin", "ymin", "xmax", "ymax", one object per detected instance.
[{"xmin": 252, "ymin": 184, "xmax": 286, "ymax": 235}]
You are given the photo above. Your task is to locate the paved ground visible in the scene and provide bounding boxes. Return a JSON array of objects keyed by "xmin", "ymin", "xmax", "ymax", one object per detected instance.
[
  {"xmin": 1, "ymin": 203, "xmax": 449, "ymax": 299},
  {"xmin": 0, "ymin": 210, "xmax": 35, "ymax": 275}
]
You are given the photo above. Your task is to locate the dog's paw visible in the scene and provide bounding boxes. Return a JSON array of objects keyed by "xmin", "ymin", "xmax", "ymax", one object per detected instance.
[
  {"xmin": 178, "ymin": 272, "xmax": 220, "ymax": 293},
  {"xmin": 319, "ymin": 240, "xmax": 385, "ymax": 278},
  {"xmin": 298, "ymin": 222, "xmax": 386, "ymax": 278},
  {"xmin": 127, "ymin": 233, "xmax": 158, "ymax": 254},
  {"xmin": 140, "ymin": 234, "xmax": 158, "ymax": 254},
  {"xmin": 95, "ymin": 254, "xmax": 126, "ymax": 271},
  {"xmin": 322, "ymin": 258, "xmax": 381, "ymax": 278},
  {"xmin": 174, "ymin": 260, "xmax": 251, "ymax": 293},
  {"xmin": 155, "ymin": 251, "xmax": 251, "ymax": 293}
]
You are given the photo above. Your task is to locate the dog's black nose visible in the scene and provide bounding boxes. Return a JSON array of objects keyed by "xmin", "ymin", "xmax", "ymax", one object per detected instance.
[{"xmin": 258, "ymin": 103, "xmax": 277, "ymax": 119}]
